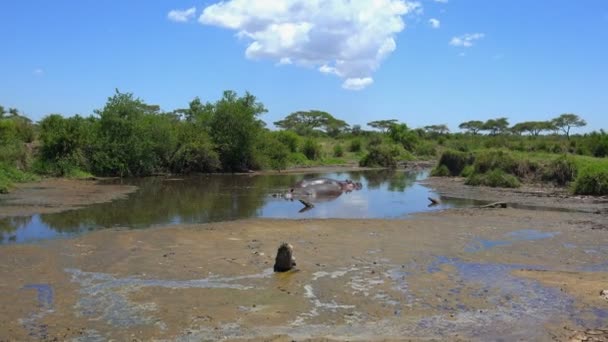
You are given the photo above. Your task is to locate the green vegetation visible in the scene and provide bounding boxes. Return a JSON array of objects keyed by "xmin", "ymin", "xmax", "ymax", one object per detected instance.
[{"xmin": 0, "ymin": 92, "xmax": 606, "ymax": 196}]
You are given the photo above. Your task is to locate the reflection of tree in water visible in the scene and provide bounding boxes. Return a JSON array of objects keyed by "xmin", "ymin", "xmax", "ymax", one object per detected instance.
[
  {"xmin": 362, "ymin": 170, "xmax": 418, "ymax": 191},
  {"xmin": 38, "ymin": 174, "xmax": 302, "ymax": 233},
  {"xmin": 0, "ymin": 216, "xmax": 32, "ymax": 239}
]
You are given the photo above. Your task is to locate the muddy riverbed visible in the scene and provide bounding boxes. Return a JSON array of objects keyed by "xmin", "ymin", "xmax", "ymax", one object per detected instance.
[
  {"xmin": 0, "ymin": 170, "xmax": 607, "ymax": 341},
  {"xmin": 1, "ymin": 209, "xmax": 607, "ymax": 341}
]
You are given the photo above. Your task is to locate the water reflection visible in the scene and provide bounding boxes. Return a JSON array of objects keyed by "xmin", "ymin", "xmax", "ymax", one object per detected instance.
[{"xmin": 0, "ymin": 170, "xmax": 483, "ymax": 244}]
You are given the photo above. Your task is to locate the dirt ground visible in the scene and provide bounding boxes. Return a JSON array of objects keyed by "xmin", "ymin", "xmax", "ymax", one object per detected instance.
[
  {"xmin": 0, "ymin": 208, "xmax": 607, "ymax": 341},
  {"xmin": 423, "ymin": 176, "xmax": 608, "ymax": 215},
  {"xmin": 0, "ymin": 178, "xmax": 137, "ymax": 218}
]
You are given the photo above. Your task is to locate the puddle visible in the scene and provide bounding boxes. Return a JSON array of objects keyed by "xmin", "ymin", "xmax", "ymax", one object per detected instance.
[
  {"xmin": 465, "ymin": 229, "xmax": 559, "ymax": 253},
  {"xmin": 1, "ymin": 170, "xmax": 483, "ymax": 244}
]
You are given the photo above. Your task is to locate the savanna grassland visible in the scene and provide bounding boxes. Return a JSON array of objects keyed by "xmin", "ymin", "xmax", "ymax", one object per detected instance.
[{"xmin": 0, "ymin": 90, "xmax": 606, "ymax": 195}]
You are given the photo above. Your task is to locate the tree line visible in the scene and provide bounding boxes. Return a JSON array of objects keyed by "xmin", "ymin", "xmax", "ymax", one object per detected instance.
[
  {"xmin": 0, "ymin": 90, "xmax": 604, "ymax": 184},
  {"xmin": 458, "ymin": 114, "xmax": 586, "ymax": 138}
]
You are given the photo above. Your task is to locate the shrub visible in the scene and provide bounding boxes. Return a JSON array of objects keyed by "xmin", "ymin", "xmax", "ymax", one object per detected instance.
[
  {"xmin": 542, "ymin": 155, "xmax": 577, "ymax": 185},
  {"xmin": 274, "ymin": 131, "xmax": 300, "ymax": 153},
  {"xmin": 473, "ymin": 149, "xmax": 517, "ymax": 174},
  {"xmin": 349, "ymin": 139, "xmax": 362, "ymax": 152},
  {"xmin": 465, "ymin": 169, "xmax": 521, "ymax": 188},
  {"xmin": 333, "ymin": 144, "xmax": 344, "ymax": 157},
  {"xmin": 414, "ymin": 141, "xmax": 437, "ymax": 157},
  {"xmin": 359, "ymin": 144, "xmax": 400, "ymax": 168},
  {"xmin": 302, "ymin": 139, "xmax": 322, "ymax": 160},
  {"xmin": 170, "ymin": 141, "xmax": 221, "ymax": 173},
  {"xmin": 287, "ymin": 152, "xmax": 310, "ymax": 166},
  {"xmin": 460, "ymin": 165, "xmax": 474, "ymax": 178},
  {"xmin": 0, "ymin": 163, "xmax": 38, "ymax": 193},
  {"xmin": 431, "ymin": 165, "xmax": 450, "ymax": 177},
  {"xmin": 573, "ymin": 167, "xmax": 608, "ymax": 195},
  {"xmin": 263, "ymin": 138, "xmax": 290, "ymax": 171},
  {"xmin": 435, "ymin": 150, "xmax": 474, "ymax": 176}
]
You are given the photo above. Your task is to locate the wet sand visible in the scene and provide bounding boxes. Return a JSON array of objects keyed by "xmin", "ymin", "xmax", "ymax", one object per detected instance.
[
  {"xmin": 0, "ymin": 208, "xmax": 607, "ymax": 341},
  {"xmin": 0, "ymin": 178, "xmax": 137, "ymax": 218}
]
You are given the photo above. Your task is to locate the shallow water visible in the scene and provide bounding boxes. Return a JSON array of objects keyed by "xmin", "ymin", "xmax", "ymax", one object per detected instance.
[{"xmin": 0, "ymin": 170, "xmax": 484, "ymax": 244}]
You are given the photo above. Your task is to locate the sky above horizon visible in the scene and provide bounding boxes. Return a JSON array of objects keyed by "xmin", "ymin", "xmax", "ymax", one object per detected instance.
[{"xmin": 1, "ymin": 0, "xmax": 607, "ymax": 132}]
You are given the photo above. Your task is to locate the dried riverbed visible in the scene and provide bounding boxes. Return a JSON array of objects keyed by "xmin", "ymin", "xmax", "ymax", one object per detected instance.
[{"xmin": 1, "ymin": 208, "xmax": 607, "ymax": 341}]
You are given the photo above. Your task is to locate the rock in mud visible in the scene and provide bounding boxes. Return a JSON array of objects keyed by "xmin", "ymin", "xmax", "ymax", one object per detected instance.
[{"xmin": 273, "ymin": 243, "xmax": 296, "ymax": 272}]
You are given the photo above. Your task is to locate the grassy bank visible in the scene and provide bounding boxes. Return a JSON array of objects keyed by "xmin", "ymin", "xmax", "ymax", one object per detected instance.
[{"xmin": 432, "ymin": 149, "xmax": 608, "ymax": 195}]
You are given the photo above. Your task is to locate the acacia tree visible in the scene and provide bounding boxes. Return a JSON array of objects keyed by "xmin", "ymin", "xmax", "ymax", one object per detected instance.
[
  {"xmin": 482, "ymin": 117, "xmax": 509, "ymax": 135},
  {"xmin": 458, "ymin": 120, "xmax": 484, "ymax": 135},
  {"xmin": 368, "ymin": 119, "xmax": 398, "ymax": 133},
  {"xmin": 424, "ymin": 124, "xmax": 450, "ymax": 135},
  {"xmin": 551, "ymin": 114, "xmax": 586, "ymax": 139},
  {"xmin": 274, "ymin": 110, "xmax": 348, "ymax": 137},
  {"xmin": 511, "ymin": 121, "xmax": 555, "ymax": 136}
]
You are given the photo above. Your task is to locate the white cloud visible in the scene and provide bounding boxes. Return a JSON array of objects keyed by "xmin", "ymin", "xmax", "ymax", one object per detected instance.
[
  {"xmin": 168, "ymin": 7, "xmax": 196, "ymax": 23},
  {"xmin": 33, "ymin": 68, "xmax": 44, "ymax": 76},
  {"xmin": 434, "ymin": 0, "xmax": 448, "ymax": 3},
  {"xmin": 199, "ymin": 0, "xmax": 421, "ymax": 90},
  {"xmin": 429, "ymin": 18, "xmax": 440, "ymax": 28},
  {"xmin": 449, "ymin": 33, "xmax": 485, "ymax": 47},
  {"xmin": 342, "ymin": 77, "xmax": 374, "ymax": 90}
]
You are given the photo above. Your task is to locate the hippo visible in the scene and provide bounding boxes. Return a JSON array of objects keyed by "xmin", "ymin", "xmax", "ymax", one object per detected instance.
[{"xmin": 287, "ymin": 178, "xmax": 363, "ymax": 204}]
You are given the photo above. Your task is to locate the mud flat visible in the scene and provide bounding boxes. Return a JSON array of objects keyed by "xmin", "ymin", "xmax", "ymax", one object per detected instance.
[
  {"xmin": 0, "ymin": 208, "xmax": 607, "ymax": 341},
  {"xmin": 0, "ymin": 178, "xmax": 137, "ymax": 218},
  {"xmin": 422, "ymin": 176, "xmax": 608, "ymax": 215}
]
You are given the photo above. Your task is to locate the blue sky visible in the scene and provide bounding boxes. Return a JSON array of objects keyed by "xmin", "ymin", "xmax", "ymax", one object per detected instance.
[{"xmin": 1, "ymin": 0, "xmax": 607, "ymax": 132}]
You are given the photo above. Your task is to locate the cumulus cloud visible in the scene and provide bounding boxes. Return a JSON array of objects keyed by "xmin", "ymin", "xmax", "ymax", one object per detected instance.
[
  {"xmin": 168, "ymin": 7, "xmax": 196, "ymax": 22},
  {"xmin": 449, "ymin": 33, "xmax": 485, "ymax": 47},
  {"xmin": 199, "ymin": 0, "xmax": 421, "ymax": 90},
  {"xmin": 429, "ymin": 18, "xmax": 440, "ymax": 28}
]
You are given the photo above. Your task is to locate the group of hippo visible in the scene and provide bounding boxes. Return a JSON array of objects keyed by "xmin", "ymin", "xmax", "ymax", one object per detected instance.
[{"xmin": 285, "ymin": 178, "xmax": 362, "ymax": 200}]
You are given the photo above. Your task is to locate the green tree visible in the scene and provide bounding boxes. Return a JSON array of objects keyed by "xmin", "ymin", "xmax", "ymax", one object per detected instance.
[
  {"xmin": 367, "ymin": 119, "xmax": 398, "ymax": 133},
  {"xmin": 274, "ymin": 110, "xmax": 348, "ymax": 136},
  {"xmin": 424, "ymin": 124, "xmax": 450, "ymax": 135},
  {"xmin": 209, "ymin": 91, "xmax": 267, "ymax": 172},
  {"xmin": 551, "ymin": 114, "xmax": 586, "ymax": 139},
  {"xmin": 482, "ymin": 117, "xmax": 509, "ymax": 135},
  {"xmin": 458, "ymin": 120, "xmax": 484, "ymax": 135},
  {"xmin": 388, "ymin": 123, "xmax": 418, "ymax": 151}
]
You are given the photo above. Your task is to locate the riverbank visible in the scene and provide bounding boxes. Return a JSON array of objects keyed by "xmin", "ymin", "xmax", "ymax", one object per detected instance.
[
  {"xmin": 0, "ymin": 208, "xmax": 606, "ymax": 341},
  {"xmin": 422, "ymin": 176, "xmax": 608, "ymax": 215},
  {"xmin": 0, "ymin": 178, "xmax": 137, "ymax": 218}
]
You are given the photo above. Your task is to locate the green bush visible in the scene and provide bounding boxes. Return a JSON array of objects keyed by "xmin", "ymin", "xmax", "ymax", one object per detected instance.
[
  {"xmin": 542, "ymin": 155, "xmax": 577, "ymax": 185},
  {"xmin": 460, "ymin": 165, "xmax": 474, "ymax": 178},
  {"xmin": 473, "ymin": 149, "xmax": 517, "ymax": 174},
  {"xmin": 274, "ymin": 130, "xmax": 300, "ymax": 153},
  {"xmin": 287, "ymin": 152, "xmax": 310, "ymax": 166},
  {"xmin": 333, "ymin": 144, "xmax": 344, "ymax": 157},
  {"xmin": 414, "ymin": 141, "xmax": 437, "ymax": 157},
  {"xmin": 170, "ymin": 141, "xmax": 221, "ymax": 173},
  {"xmin": 302, "ymin": 138, "xmax": 322, "ymax": 160},
  {"xmin": 349, "ymin": 139, "xmax": 362, "ymax": 152},
  {"xmin": 359, "ymin": 144, "xmax": 400, "ymax": 168},
  {"xmin": 262, "ymin": 137, "xmax": 290, "ymax": 171},
  {"xmin": 573, "ymin": 167, "xmax": 608, "ymax": 195},
  {"xmin": 0, "ymin": 163, "xmax": 38, "ymax": 193},
  {"xmin": 435, "ymin": 150, "xmax": 474, "ymax": 176},
  {"xmin": 465, "ymin": 169, "xmax": 521, "ymax": 188},
  {"xmin": 431, "ymin": 165, "xmax": 450, "ymax": 177}
]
